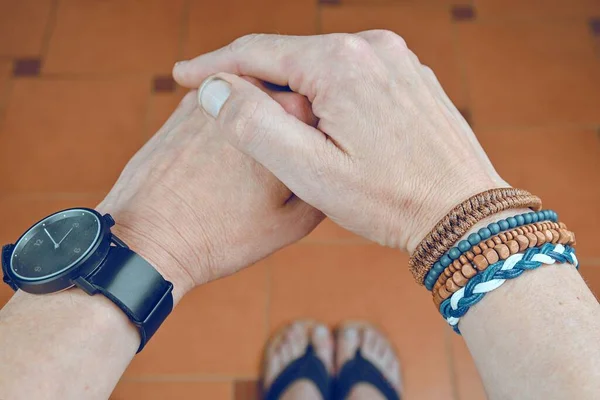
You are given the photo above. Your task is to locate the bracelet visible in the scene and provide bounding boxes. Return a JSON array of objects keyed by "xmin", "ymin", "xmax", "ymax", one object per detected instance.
[
  {"xmin": 423, "ymin": 209, "xmax": 558, "ymax": 290},
  {"xmin": 440, "ymin": 243, "xmax": 578, "ymax": 333},
  {"xmin": 431, "ymin": 220, "xmax": 571, "ymax": 295},
  {"xmin": 433, "ymin": 224, "xmax": 576, "ymax": 307},
  {"xmin": 410, "ymin": 188, "xmax": 542, "ymax": 284}
]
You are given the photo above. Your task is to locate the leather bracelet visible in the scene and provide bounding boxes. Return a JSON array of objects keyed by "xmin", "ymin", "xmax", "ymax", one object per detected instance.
[
  {"xmin": 409, "ymin": 188, "xmax": 542, "ymax": 284},
  {"xmin": 433, "ymin": 222, "xmax": 575, "ymax": 307}
]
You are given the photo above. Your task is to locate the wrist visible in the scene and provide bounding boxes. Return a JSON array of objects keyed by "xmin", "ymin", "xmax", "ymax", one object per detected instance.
[
  {"xmin": 406, "ymin": 179, "xmax": 509, "ymax": 254},
  {"xmin": 95, "ymin": 205, "xmax": 197, "ymax": 305}
]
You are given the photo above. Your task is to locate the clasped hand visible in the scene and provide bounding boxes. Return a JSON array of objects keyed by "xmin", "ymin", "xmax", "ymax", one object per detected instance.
[{"xmin": 99, "ymin": 31, "xmax": 508, "ymax": 301}]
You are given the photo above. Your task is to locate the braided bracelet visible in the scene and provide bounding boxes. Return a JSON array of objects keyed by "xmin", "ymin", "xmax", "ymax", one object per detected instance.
[
  {"xmin": 433, "ymin": 226, "xmax": 576, "ymax": 307},
  {"xmin": 410, "ymin": 188, "xmax": 542, "ymax": 284},
  {"xmin": 432, "ymin": 221, "xmax": 575, "ymax": 304},
  {"xmin": 424, "ymin": 209, "xmax": 558, "ymax": 290},
  {"xmin": 440, "ymin": 243, "xmax": 578, "ymax": 333}
]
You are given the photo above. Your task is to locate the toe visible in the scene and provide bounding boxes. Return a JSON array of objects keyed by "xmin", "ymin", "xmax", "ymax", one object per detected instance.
[
  {"xmin": 311, "ymin": 323, "xmax": 333, "ymax": 374},
  {"xmin": 336, "ymin": 325, "xmax": 361, "ymax": 374},
  {"xmin": 359, "ymin": 326, "xmax": 402, "ymax": 394}
]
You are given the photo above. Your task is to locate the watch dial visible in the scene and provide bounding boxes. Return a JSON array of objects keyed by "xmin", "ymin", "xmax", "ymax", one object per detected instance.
[{"xmin": 10, "ymin": 210, "xmax": 101, "ymax": 280}]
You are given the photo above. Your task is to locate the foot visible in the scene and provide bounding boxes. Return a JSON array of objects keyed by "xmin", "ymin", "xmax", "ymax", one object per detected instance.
[
  {"xmin": 263, "ymin": 321, "xmax": 334, "ymax": 400},
  {"xmin": 336, "ymin": 323, "xmax": 402, "ymax": 400}
]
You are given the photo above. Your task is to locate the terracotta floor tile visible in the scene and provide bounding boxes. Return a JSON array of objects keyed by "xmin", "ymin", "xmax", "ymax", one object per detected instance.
[
  {"xmin": 184, "ymin": 0, "xmax": 317, "ymax": 58},
  {"xmin": 321, "ymin": 3, "xmax": 466, "ymax": 108},
  {"xmin": 267, "ymin": 244, "xmax": 453, "ymax": 399},
  {"xmin": 458, "ymin": 20, "xmax": 600, "ymax": 129},
  {"xmin": 302, "ymin": 218, "xmax": 368, "ymax": 244},
  {"xmin": 234, "ymin": 379, "xmax": 259, "ymax": 400},
  {"xmin": 111, "ymin": 380, "xmax": 232, "ymax": 400},
  {"xmin": 581, "ymin": 265, "xmax": 600, "ymax": 300},
  {"xmin": 449, "ymin": 332, "xmax": 487, "ymax": 400},
  {"xmin": 0, "ymin": 0, "xmax": 53, "ymax": 57},
  {"xmin": 474, "ymin": 0, "xmax": 600, "ymax": 19},
  {"xmin": 125, "ymin": 262, "xmax": 268, "ymax": 377},
  {"xmin": 44, "ymin": 0, "xmax": 184, "ymax": 74},
  {"xmin": 477, "ymin": 127, "xmax": 600, "ymax": 259},
  {"xmin": 0, "ymin": 60, "xmax": 11, "ymax": 107},
  {"xmin": 0, "ymin": 78, "xmax": 148, "ymax": 194},
  {"xmin": 146, "ymin": 87, "xmax": 187, "ymax": 140}
]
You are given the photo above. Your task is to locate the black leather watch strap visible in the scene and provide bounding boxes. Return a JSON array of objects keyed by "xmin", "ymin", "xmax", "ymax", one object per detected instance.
[{"xmin": 74, "ymin": 246, "xmax": 173, "ymax": 353}]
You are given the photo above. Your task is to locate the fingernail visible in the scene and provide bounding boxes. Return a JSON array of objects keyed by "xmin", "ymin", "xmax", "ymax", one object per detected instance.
[
  {"xmin": 173, "ymin": 60, "xmax": 188, "ymax": 68},
  {"xmin": 314, "ymin": 325, "xmax": 328, "ymax": 338},
  {"xmin": 198, "ymin": 78, "xmax": 231, "ymax": 118}
]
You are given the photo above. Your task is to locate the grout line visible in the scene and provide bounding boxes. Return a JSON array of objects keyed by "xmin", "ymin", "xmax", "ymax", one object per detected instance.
[
  {"xmin": 264, "ymin": 261, "xmax": 272, "ymax": 339},
  {"xmin": 444, "ymin": 326, "xmax": 461, "ymax": 400},
  {"xmin": 122, "ymin": 374, "xmax": 254, "ymax": 382},
  {"xmin": 178, "ymin": 0, "xmax": 192, "ymax": 60},
  {"xmin": 316, "ymin": 0, "xmax": 323, "ymax": 35},
  {"xmin": 39, "ymin": 0, "xmax": 60, "ymax": 61}
]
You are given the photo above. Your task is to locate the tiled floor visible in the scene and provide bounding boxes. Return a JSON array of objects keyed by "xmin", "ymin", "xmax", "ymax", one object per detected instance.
[{"xmin": 0, "ymin": 1, "xmax": 599, "ymax": 399}]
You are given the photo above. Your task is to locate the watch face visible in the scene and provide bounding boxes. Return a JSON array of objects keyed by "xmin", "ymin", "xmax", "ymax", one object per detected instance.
[{"xmin": 10, "ymin": 209, "xmax": 101, "ymax": 281}]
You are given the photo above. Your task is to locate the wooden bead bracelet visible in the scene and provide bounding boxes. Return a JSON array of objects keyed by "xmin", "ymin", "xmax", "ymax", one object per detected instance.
[
  {"xmin": 410, "ymin": 188, "xmax": 542, "ymax": 285},
  {"xmin": 432, "ymin": 222, "xmax": 575, "ymax": 307},
  {"xmin": 423, "ymin": 209, "xmax": 557, "ymax": 290}
]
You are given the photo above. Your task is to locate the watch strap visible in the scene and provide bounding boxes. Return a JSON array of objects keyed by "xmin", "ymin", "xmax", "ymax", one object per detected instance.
[{"xmin": 78, "ymin": 246, "xmax": 173, "ymax": 353}]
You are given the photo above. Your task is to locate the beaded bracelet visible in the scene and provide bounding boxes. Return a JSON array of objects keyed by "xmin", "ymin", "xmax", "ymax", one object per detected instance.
[
  {"xmin": 431, "ymin": 220, "xmax": 569, "ymax": 292},
  {"xmin": 423, "ymin": 209, "xmax": 558, "ymax": 290},
  {"xmin": 433, "ymin": 224, "xmax": 576, "ymax": 307},
  {"xmin": 410, "ymin": 188, "xmax": 542, "ymax": 284},
  {"xmin": 440, "ymin": 243, "xmax": 578, "ymax": 333}
]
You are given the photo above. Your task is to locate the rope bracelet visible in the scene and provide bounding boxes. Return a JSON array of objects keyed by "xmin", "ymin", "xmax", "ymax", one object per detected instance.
[
  {"xmin": 432, "ymin": 222, "xmax": 576, "ymax": 307},
  {"xmin": 410, "ymin": 188, "xmax": 542, "ymax": 284},
  {"xmin": 424, "ymin": 210, "xmax": 559, "ymax": 291},
  {"xmin": 440, "ymin": 243, "xmax": 578, "ymax": 333}
]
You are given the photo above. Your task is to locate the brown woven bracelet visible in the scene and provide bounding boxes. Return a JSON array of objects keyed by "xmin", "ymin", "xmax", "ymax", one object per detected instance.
[
  {"xmin": 432, "ymin": 223, "xmax": 576, "ymax": 307},
  {"xmin": 410, "ymin": 188, "xmax": 542, "ymax": 284}
]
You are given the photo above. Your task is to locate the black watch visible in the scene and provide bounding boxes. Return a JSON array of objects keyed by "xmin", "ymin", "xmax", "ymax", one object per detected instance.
[{"xmin": 1, "ymin": 207, "xmax": 173, "ymax": 353}]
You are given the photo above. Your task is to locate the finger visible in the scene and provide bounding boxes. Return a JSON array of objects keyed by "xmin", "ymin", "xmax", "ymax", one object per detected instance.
[
  {"xmin": 173, "ymin": 34, "xmax": 321, "ymax": 90},
  {"xmin": 173, "ymin": 33, "xmax": 372, "ymax": 102},
  {"xmin": 197, "ymin": 72, "xmax": 343, "ymax": 208},
  {"xmin": 243, "ymin": 76, "xmax": 318, "ymax": 127}
]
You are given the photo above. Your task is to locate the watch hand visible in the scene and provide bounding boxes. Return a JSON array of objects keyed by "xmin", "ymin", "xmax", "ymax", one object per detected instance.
[
  {"xmin": 56, "ymin": 227, "xmax": 74, "ymax": 247},
  {"xmin": 44, "ymin": 228, "xmax": 59, "ymax": 249}
]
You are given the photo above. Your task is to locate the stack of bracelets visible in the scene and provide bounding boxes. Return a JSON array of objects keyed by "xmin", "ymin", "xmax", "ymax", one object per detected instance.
[{"xmin": 409, "ymin": 188, "xmax": 578, "ymax": 333}]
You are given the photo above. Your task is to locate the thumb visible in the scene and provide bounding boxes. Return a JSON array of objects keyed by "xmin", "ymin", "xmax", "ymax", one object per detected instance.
[{"xmin": 197, "ymin": 73, "xmax": 336, "ymax": 205}]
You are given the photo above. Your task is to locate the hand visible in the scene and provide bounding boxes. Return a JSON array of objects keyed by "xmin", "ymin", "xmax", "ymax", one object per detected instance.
[
  {"xmin": 173, "ymin": 32, "xmax": 508, "ymax": 253},
  {"xmin": 97, "ymin": 81, "xmax": 322, "ymax": 303}
]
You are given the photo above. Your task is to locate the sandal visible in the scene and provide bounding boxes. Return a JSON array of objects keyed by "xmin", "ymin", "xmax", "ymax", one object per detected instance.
[
  {"xmin": 334, "ymin": 322, "xmax": 401, "ymax": 400},
  {"xmin": 262, "ymin": 321, "xmax": 333, "ymax": 400}
]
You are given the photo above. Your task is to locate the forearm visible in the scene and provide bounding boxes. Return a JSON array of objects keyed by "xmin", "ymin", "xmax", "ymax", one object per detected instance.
[
  {"xmin": 0, "ymin": 289, "xmax": 139, "ymax": 400},
  {"xmin": 457, "ymin": 211, "xmax": 600, "ymax": 399},
  {"xmin": 0, "ymin": 220, "xmax": 189, "ymax": 400}
]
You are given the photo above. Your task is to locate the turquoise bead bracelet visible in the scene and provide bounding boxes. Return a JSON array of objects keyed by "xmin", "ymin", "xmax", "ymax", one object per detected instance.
[{"xmin": 423, "ymin": 209, "xmax": 558, "ymax": 291}]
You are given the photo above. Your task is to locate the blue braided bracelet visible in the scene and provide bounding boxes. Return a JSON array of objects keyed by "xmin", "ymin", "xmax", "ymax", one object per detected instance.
[
  {"xmin": 424, "ymin": 209, "xmax": 558, "ymax": 290},
  {"xmin": 440, "ymin": 242, "xmax": 578, "ymax": 333}
]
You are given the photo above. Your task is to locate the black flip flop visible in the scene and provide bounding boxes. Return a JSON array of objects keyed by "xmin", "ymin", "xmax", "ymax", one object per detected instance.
[
  {"xmin": 334, "ymin": 348, "xmax": 401, "ymax": 400},
  {"xmin": 262, "ymin": 343, "xmax": 332, "ymax": 400}
]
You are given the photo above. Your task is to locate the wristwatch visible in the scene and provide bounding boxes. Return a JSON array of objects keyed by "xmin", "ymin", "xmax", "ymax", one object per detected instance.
[{"xmin": 1, "ymin": 207, "xmax": 173, "ymax": 352}]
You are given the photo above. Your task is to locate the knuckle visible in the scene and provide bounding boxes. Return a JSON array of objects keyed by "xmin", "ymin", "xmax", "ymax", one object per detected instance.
[
  {"xmin": 228, "ymin": 33, "xmax": 264, "ymax": 53},
  {"xmin": 330, "ymin": 33, "xmax": 373, "ymax": 59},
  {"xmin": 368, "ymin": 30, "xmax": 407, "ymax": 49}
]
